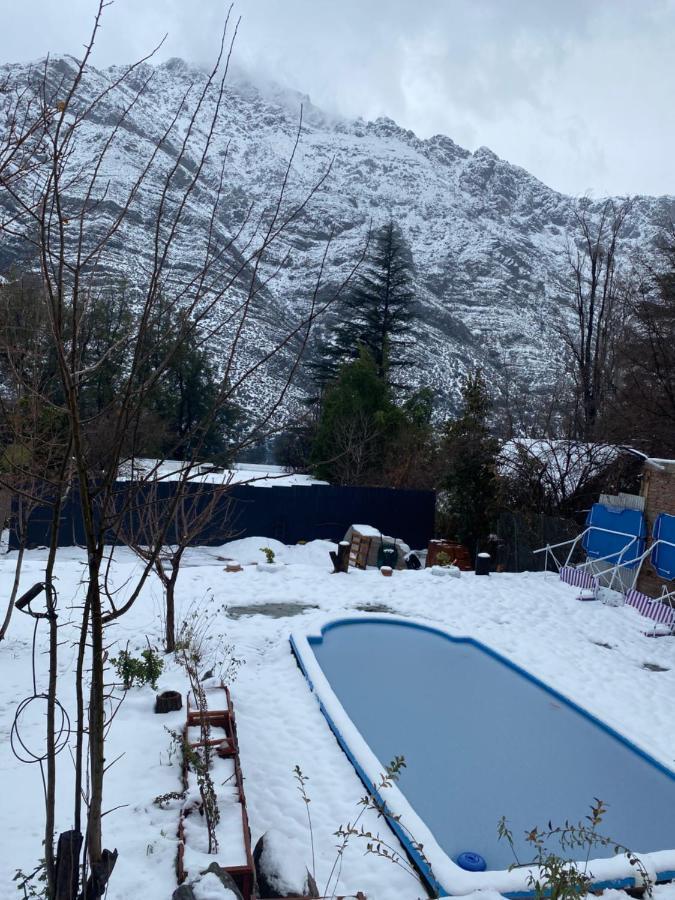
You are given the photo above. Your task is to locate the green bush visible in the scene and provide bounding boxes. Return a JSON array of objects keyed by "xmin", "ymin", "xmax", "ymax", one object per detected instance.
[{"xmin": 111, "ymin": 647, "xmax": 164, "ymax": 690}]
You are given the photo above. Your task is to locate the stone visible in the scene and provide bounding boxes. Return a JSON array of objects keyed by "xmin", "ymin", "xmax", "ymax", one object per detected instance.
[
  {"xmin": 172, "ymin": 886, "xmax": 196, "ymax": 900},
  {"xmin": 253, "ymin": 831, "xmax": 318, "ymax": 898},
  {"xmin": 198, "ymin": 863, "xmax": 244, "ymax": 900},
  {"xmin": 305, "ymin": 869, "xmax": 320, "ymax": 898}
]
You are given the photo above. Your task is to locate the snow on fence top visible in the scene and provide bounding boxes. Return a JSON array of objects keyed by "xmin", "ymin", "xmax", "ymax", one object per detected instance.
[{"xmin": 117, "ymin": 459, "xmax": 327, "ymax": 488}]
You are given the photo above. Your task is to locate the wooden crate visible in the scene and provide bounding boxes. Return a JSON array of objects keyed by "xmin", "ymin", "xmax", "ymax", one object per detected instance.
[
  {"xmin": 426, "ymin": 539, "xmax": 473, "ymax": 570},
  {"xmin": 348, "ymin": 532, "xmax": 373, "ymax": 570}
]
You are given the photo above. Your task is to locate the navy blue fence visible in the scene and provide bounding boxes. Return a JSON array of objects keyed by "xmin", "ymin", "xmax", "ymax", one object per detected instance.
[{"xmin": 10, "ymin": 482, "xmax": 436, "ymax": 551}]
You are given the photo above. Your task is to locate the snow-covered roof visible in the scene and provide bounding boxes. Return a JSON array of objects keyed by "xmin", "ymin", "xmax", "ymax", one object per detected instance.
[
  {"xmin": 499, "ymin": 439, "xmax": 623, "ymax": 502},
  {"xmin": 645, "ymin": 458, "xmax": 675, "ymax": 472}
]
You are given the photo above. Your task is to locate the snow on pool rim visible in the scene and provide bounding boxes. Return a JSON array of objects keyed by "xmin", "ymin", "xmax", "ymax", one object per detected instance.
[{"xmin": 290, "ymin": 613, "xmax": 675, "ymax": 898}]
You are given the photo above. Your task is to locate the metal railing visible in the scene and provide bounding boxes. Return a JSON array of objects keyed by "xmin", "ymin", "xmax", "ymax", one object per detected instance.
[
  {"xmin": 598, "ymin": 537, "xmax": 675, "ymax": 594},
  {"xmin": 536, "ymin": 530, "xmax": 675, "ymax": 619},
  {"xmin": 533, "ymin": 526, "xmax": 641, "ymax": 585}
]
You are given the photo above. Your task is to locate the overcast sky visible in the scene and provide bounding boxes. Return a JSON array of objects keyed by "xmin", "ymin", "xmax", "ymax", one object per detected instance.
[{"xmin": 2, "ymin": 0, "xmax": 674, "ymax": 197}]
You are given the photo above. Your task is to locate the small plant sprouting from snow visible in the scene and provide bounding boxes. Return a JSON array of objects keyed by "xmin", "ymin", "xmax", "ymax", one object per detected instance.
[
  {"xmin": 296, "ymin": 755, "xmax": 440, "ymax": 899},
  {"xmin": 498, "ymin": 798, "xmax": 653, "ymax": 900},
  {"xmin": 153, "ymin": 788, "xmax": 186, "ymax": 810},
  {"xmin": 435, "ymin": 551, "xmax": 454, "ymax": 568},
  {"xmin": 13, "ymin": 861, "xmax": 47, "ymax": 899},
  {"xmin": 294, "ymin": 765, "xmax": 316, "ymax": 883},
  {"xmin": 174, "ymin": 594, "xmax": 244, "ymax": 684},
  {"xmin": 260, "ymin": 546, "xmax": 276, "ymax": 564}
]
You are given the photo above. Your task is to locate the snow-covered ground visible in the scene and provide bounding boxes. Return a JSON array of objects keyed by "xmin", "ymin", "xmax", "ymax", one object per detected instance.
[{"xmin": 1, "ymin": 537, "xmax": 675, "ymax": 900}]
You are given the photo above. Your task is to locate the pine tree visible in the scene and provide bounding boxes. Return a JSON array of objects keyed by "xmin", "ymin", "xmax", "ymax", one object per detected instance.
[
  {"xmin": 440, "ymin": 370, "xmax": 501, "ymax": 555},
  {"xmin": 310, "ymin": 347, "xmax": 419, "ymax": 485},
  {"xmin": 309, "ymin": 349, "xmax": 435, "ymax": 487},
  {"xmin": 311, "ymin": 221, "xmax": 417, "ymax": 390},
  {"xmin": 310, "ymin": 350, "xmax": 392, "ymax": 484}
]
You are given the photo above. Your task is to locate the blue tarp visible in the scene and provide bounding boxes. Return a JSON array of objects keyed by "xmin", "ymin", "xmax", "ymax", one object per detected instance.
[
  {"xmin": 581, "ymin": 503, "xmax": 646, "ymax": 568},
  {"xmin": 652, "ymin": 513, "xmax": 675, "ymax": 580}
]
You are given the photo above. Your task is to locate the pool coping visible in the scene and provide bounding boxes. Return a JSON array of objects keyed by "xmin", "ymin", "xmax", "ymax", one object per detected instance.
[{"xmin": 290, "ymin": 613, "xmax": 675, "ymax": 897}]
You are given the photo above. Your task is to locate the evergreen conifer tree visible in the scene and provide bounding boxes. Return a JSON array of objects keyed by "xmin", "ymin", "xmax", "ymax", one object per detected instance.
[
  {"xmin": 311, "ymin": 221, "xmax": 417, "ymax": 390},
  {"xmin": 440, "ymin": 370, "xmax": 500, "ymax": 556},
  {"xmin": 309, "ymin": 349, "xmax": 435, "ymax": 487},
  {"xmin": 310, "ymin": 349, "xmax": 409, "ymax": 484}
]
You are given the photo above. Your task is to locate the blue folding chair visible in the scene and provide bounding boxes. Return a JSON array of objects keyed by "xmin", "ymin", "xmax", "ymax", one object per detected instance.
[
  {"xmin": 534, "ymin": 503, "xmax": 646, "ymax": 601},
  {"xmin": 652, "ymin": 513, "xmax": 675, "ymax": 580}
]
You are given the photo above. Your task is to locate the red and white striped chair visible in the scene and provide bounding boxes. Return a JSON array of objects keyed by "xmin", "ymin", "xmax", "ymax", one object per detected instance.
[
  {"xmin": 559, "ymin": 565, "xmax": 599, "ymax": 600},
  {"xmin": 625, "ymin": 588, "xmax": 675, "ymax": 637}
]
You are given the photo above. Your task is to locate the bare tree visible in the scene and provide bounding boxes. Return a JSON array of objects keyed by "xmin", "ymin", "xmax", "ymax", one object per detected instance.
[
  {"xmin": 499, "ymin": 437, "xmax": 623, "ymax": 517},
  {"xmin": 610, "ymin": 228, "xmax": 675, "ymax": 455},
  {"xmin": 328, "ymin": 410, "xmax": 383, "ymax": 485},
  {"xmin": 557, "ymin": 198, "xmax": 632, "ymax": 440},
  {"xmin": 0, "ymin": 5, "xmax": 360, "ymax": 896},
  {"xmin": 0, "ymin": 62, "xmax": 49, "ymax": 194},
  {"xmin": 117, "ymin": 469, "xmax": 239, "ymax": 652}
]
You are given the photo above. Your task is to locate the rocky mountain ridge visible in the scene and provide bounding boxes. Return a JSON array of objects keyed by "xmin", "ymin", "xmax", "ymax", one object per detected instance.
[{"xmin": 1, "ymin": 55, "xmax": 673, "ymax": 414}]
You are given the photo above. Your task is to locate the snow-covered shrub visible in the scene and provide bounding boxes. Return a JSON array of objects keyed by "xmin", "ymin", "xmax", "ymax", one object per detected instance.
[{"xmin": 174, "ymin": 595, "xmax": 243, "ymax": 684}]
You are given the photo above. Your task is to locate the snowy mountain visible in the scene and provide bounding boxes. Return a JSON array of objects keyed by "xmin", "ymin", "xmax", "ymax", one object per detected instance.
[{"xmin": 1, "ymin": 55, "xmax": 674, "ymax": 413}]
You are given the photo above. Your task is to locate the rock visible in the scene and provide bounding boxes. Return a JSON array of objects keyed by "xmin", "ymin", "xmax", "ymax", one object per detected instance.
[
  {"xmin": 198, "ymin": 863, "xmax": 244, "ymax": 900},
  {"xmin": 193, "ymin": 871, "xmax": 241, "ymax": 899},
  {"xmin": 305, "ymin": 869, "xmax": 320, "ymax": 898},
  {"xmin": 253, "ymin": 830, "xmax": 318, "ymax": 898},
  {"xmin": 172, "ymin": 886, "xmax": 196, "ymax": 900}
]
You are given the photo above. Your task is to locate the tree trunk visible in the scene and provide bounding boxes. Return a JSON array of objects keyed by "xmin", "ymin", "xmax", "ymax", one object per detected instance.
[
  {"xmin": 54, "ymin": 830, "xmax": 83, "ymax": 900},
  {"xmin": 87, "ymin": 572, "xmax": 105, "ymax": 867},
  {"xmin": 329, "ymin": 540, "xmax": 350, "ymax": 574},
  {"xmin": 0, "ymin": 543, "xmax": 25, "ymax": 641},
  {"xmin": 74, "ymin": 591, "xmax": 91, "ymax": 837},
  {"xmin": 44, "ymin": 479, "xmax": 69, "ymax": 899},
  {"xmin": 165, "ymin": 572, "xmax": 177, "ymax": 653},
  {"xmin": 45, "ymin": 585, "xmax": 58, "ymax": 896}
]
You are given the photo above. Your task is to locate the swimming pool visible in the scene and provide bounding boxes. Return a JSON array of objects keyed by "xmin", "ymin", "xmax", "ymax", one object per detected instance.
[{"xmin": 290, "ymin": 616, "xmax": 675, "ymax": 897}]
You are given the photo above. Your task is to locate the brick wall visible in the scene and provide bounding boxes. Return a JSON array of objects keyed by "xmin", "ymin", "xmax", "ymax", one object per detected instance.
[{"xmin": 637, "ymin": 461, "xmax": 675, "ymax": 597}]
